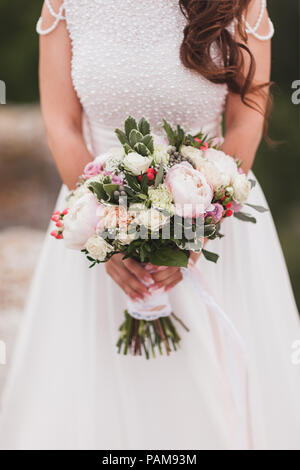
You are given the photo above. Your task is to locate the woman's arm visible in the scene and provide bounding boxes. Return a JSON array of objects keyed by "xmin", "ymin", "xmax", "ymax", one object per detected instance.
[
  {"xmin": 222, "ymin": 0, "xmax": 272, "ymax": 173},
  {"xmin": 39, "ymin": 0, "xmax": 93, "ymax": 189}
]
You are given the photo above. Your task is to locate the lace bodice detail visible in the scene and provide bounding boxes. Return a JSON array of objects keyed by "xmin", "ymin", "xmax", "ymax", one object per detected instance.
[{"xmin": 37, "ymin": 0, "xmax": 274, "ymax": 151}]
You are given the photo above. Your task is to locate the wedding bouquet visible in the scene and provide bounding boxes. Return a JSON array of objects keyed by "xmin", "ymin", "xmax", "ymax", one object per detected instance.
[{"xmin": 50, "ymin": 116, "xmax": 265, "ymax": 358}]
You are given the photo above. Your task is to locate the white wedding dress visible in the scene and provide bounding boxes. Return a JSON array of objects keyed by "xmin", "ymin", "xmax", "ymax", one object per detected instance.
[{"xmin": 0, "ymin": 0, "xmax": 299, "ymax": 450}]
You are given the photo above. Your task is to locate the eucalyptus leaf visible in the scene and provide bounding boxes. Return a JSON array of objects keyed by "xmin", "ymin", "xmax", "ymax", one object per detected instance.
[
  {"xmin": 234, "ymin": 211, "xmax": 257, "ymax": 224},
  {"xmin": 245, "ymin": 203, "xmax": 268, "ymax": 213},
  {"xmin": 249, "ymin": 178, "xmax": 257, "ymax": 189},
  {"xmin": 202, "ymin": 249, "xmax": 219, "ymax": 263}
]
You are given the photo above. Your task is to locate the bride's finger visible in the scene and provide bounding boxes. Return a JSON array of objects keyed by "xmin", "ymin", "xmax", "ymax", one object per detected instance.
[
  {"xmin": 123, "ymin": 258, "xmax": 154, "ymax": 284},
  {"xmin": 152, "ymin": 266, "xmax": 180, "ymax": 284}
]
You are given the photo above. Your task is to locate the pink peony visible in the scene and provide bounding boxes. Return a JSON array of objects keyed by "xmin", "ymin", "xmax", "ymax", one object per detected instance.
[
  {"xmin": 165, "ymin": 162, "xmax": 213, "ymax": 218},
  {"xmin": 63, "ymin": 193, "xmax": 101, "ymax": 250}
]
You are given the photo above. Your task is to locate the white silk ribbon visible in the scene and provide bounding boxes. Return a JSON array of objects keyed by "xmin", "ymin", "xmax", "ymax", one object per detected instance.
[{"xmin": 182, "ymin": 264, "xmax": 253, "ymax": 450}]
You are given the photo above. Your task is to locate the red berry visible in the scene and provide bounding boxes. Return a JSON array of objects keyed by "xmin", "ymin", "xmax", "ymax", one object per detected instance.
[
  {"xmin": 50, "ymin": 230, "xmax": 58, "ymax": 238},
  {"xmin": 51, "ymin": 215, "xmax": 60, "ymax": 222},
  {"xmin": 137, "ymin": 175, "xmax": 142, "ymax": 182},
  {"xmin": 52, "ymin": 211, "xmax": 60, "ymax": 216},
  {"xmin": 57, "ymin": 234, "xmax": 63, "ymax": 240},
  {"xmin": 147, "ymin": 173, "xmax": 155, "ymax": 181},
  {"xmin": 226, "ymin": 202, "xmax": 232, "ymax": 209},
  {"xmin": 62, "ymin": 208, "xmax": 69, "ymax": 215},
  {"xmin": 226, "ymin": 209, "xmax": 233, "ymax": 217},
  {"xmin": 221, "ymin": 195, "xmax": 226, "ymax": 201},
  {"xmin": 147, "ymin": 167, "xmax": 155, "ymax": 174}
]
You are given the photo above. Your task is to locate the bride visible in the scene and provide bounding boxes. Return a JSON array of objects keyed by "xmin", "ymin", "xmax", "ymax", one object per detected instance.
[{"xmin": 0, "ymin": 0, "xmax": 299, "ymax": 450}]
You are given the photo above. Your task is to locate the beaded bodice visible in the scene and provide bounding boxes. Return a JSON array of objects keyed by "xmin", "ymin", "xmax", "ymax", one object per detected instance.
[{"xmin": 37, "ymin": 0, "xmax": 274, "ymax": 153}]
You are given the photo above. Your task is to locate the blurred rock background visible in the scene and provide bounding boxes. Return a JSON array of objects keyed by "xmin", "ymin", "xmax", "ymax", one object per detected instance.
[{"xmin": 0, "ymin": 1, "xmax": 299, "ymax": 388}]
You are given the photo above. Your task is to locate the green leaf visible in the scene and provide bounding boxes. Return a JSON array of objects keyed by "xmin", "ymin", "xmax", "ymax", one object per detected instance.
[
  {"xmin": 148, "ymin": 246, "xmax": 189, "ymax": 267},
  {"xmin": 141, "ymin": 173, "xmax": 149, "ymax": 194},
  {"xmin": 142, "ymin": 134, "xmax": 154, "ymax": 154},
  {"xmin": 129, "ymin": 129, "xmax": 143, "ymax": 147},
  {"xmin": 234, "ymin": 211, "xmax": 257, "ymax": 223},
  {"xmin": 88, "ymin": 182, "xmax": 106, "ymax": 202},
  {"xmin": 103, "ymin": 183, "xmax": 120, "ymax": 199},
  {"xmin": 162, "ymin": 119, "xmax": 175, "ymax": 146},
  {"xmin": 134, "ymin": 142, "xmax": 151, "ymax": 156},
  {"xmin": 125, "ymin": 173, "xmax": 142, "ymax": 192},
  {"xmin": 138, "ymin": 117, "xmax": 151, "ymax": 136},
  {"xmin": 202, "ymin": 249, "xmax": 219, "ymax": 263},
  {"xmin": 245, "ymin": 203, "xmax": 268, "ymax": 213},
  {"xmin": 154, "ymin": 163, "xmax": 164, "ymax": 188},
  {"xmin": 124, "ymin": 115, "xmax": 138, "ymax": 139},
  {"xmin": 123, "ymin": 143, "xmax": 132, "ymax": 155},
  {"xmin": 115, "ymin": 128, "xmax": 129, "ymax": 146},
  {"xmin": 176, "ymin": 124, "xmax": 185, "ymax": 149},
  {"xmin": 204, "ymin": 224, "xmax": 217, "ymax": 238},
  {"xmin": 249, "ymin": 178, "xmax": 257, "ymax": 189}
]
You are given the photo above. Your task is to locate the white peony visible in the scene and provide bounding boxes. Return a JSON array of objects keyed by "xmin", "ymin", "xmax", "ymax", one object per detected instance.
[
  {"xmin": 134, "ymin": 208, "xmax": 169, "ymax": 232},
  {"xmin": 85, "ymin": 234, "xmax": 114, "ymax": 261},
  {"xmin": 197, "ymin": 148, "xmax": 239, "ymax": 190},
  {"xmin": 232, "ymin": 173, "xmax": 251, "ymax": 204},
  {"xmin": 63, "ymin": 193, "xmax": 101, "ymax": 250},
  {"xmin": 181, "ymin": 145, "xmax": 204, "ymax": 168},
  {"xmin": 123, "ymin": 152, "xmax": 152, "ymax": 175},
  {"xmin": 148, "ymin": 184, "xmax": 174, "ymax": 214},
  {"xmin": 153, "ymin": 144, "xmax": 170, "ymax": 165}
]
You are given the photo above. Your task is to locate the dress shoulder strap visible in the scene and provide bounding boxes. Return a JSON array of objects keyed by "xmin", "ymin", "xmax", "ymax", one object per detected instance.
[
  {"xmin": 36, "ymin": 0, "xmax": 65, "ymax": 36},
  {"xmin": 243, "ymin": 0, "xmax": 274, "ymax": 41}
]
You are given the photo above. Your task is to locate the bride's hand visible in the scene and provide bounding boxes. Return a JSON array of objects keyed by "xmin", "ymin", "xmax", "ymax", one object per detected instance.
[
  {"xmin": 150, "ymin": 265, "xmax": 183, "ymax": 292},
  {"xmin": 105, "ymin": 254, "xmax": 154, "ymax": 301}
]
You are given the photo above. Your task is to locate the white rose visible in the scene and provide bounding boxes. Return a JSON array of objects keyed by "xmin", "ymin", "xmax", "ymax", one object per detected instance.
[
  {"xmin": 135, "ymin": 208, "xmax": 169, "ymax": 232},
  {"xmin": 181, "ymin": 145, "xmax": 204, "ymax": 168},
  {"xmin": 153, "ymin": 144, "xmax": 170, "ymax": 165},
  {"xmin": 117, "ymin": 227, "xmax": 138, "ymax": 245},
  {"xmin": 232, "ymin": 173, "xmax": 251, "ymax": 204},
  {"xmin": 85, "ymin": 234, "xmax": 114, "ymax": 261},
  {"xmin": 63, "ymin": 193, "xmax": 101, "ymax": 250},
  {"xmin": 123, "ymin": 152, "xmax": 152, "ymax": 175}
]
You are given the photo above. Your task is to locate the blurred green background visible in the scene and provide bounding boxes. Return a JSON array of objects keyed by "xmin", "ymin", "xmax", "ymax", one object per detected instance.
[{"xmin": 0, "ymin": 0, "xmax": 299, "ymax": 307}]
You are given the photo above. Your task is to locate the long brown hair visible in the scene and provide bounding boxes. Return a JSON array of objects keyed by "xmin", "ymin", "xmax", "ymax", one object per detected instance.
[{"xmin": 179, "ymin": 0, "xmax": 272, "ymax": 137}]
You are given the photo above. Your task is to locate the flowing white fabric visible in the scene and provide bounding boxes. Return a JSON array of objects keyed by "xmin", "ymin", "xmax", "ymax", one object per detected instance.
[{"xmin": 0, "ymin": 0, "xmax": 300, "ymax": 450}]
